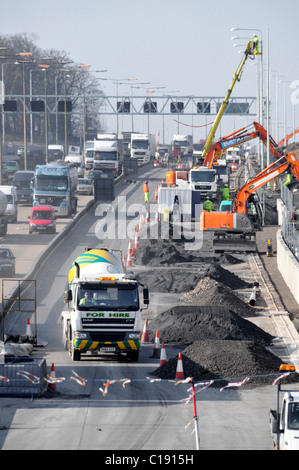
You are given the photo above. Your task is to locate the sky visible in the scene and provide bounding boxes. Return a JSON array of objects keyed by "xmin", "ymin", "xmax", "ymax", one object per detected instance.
[{"xmin": 1, "ymin": 0, "xmax": 299, "ymax": 145}]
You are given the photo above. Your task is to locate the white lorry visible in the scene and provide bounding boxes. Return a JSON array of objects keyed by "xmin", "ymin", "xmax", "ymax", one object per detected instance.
[
  {"xmin": 84, "ymin": 140, "xmax": 95, "ymax": 169},
  {"xmin": 93, "ymin": 133, "xmax": 123, "ymax": 176},
  {"xmin": 270, "ymin": 378, "xmax": 299, "ymax": 450},
  {"xmin": 65, "ymin": 154, "xmax": 84, "ymax": 177},
  {"xmin": 172, "ymin": 134, "xmax": 193, "ymax": 157},
  {"xmin": 189, "ymin": 167, "xmax": 219, "ymax": 202},
  {"xmin": 225, "ymin": 146, "xmax": 241, "ymax": 163},
  {"xmin": 0, "ymin": 185, "xmax": 18, "ymax": 223},
  {"xmin": 61, "ymin": 248, "xmax": 149, "ymax": 361},
  {"xmin": 130, "ymin": 133, "xmax": 156, "ymax": 163}
]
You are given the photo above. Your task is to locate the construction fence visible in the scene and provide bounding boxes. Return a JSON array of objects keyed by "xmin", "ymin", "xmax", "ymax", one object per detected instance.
[{"xmin": 280, "ymin": 183, "xmax": 299, "ymax": 262}]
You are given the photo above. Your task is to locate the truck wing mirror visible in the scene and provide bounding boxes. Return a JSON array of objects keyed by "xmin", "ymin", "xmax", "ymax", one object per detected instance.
[
  {"xmin": 64, "ymin": 289, "xmax": 72, "ymax": 303},
  {"xmin": 143, "ymin": 287, "xmax": 149, "ymax": 305}
]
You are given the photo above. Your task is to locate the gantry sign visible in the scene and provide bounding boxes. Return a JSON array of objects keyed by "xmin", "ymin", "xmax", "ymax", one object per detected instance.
[{"xmin": 1, "ymin": 93, "xmax": 256, "ymax": 116}]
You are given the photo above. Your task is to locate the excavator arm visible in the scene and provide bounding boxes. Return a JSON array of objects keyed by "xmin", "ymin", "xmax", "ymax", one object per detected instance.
[
  {"xmin": 234, "ymin": 151, "xmax": 299, "ymax": 214},
  {"xmin": 203, "ymin": 121, "xmax": 281, "ymax": 168},
  {"xmin": 200, "ymin": 150, "xmax": 299, "ymax": 252}
]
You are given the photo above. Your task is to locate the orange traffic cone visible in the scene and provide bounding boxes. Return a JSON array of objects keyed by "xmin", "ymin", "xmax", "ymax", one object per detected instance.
[
  {"xmin": 153, "ymin": 330, "xmax": 161, "ymax": 358},
  {"xmin": 155, "ymin": 211, "xmax": 159, "ymax": 222},
  {"xmin": 26, "ymin": 318, "xmax": 34, "ymax": 341},
  {"xmin": 126, "ymin": 239, "xmax": 133, "ymax": 267},
  {"xmin": 160, "ymin": 342, "xmax": 167, "ymax": 366},
  {"xmin": 146, "ymin": 209, "xmax": 150, "ymax": 223},
  {"xmin": 134, "ymin": 229, "xmax": 139, "ymax": 250},
  {"xmin": 176, "ymin": 353, "xmax": 184, "ymax": 380},
  {"xmin": 141, "ymin": 318, "xmax": 149, "ymax": 343},
  {"xmin": 49, "ymin": 363, "xmax": 56, "ymax": 391}
]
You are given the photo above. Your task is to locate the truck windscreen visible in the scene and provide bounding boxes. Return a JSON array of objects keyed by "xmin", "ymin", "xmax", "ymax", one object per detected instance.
[
  {"xmin": 191, "ymin": 171, "xmax": 216, "ymax": 183},
  {"xmin": 132, "ymin": 141, "xmax": 149, "ymax": 149},
  {"xmin": 94, "ymin": 152, "xmax": 117, "ymax": 161},
  {"xmin": 35, "ymin": 175, "xmax": 68, "ymax": 191},
  {"xmin": 77, "ymin": 284, "xmax": 139, "ymax": 311}
]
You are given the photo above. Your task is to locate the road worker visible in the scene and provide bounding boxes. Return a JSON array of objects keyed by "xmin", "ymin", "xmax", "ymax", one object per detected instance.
[
  {"xmin": 284, "ymin": 174, "xmax": 292, "ymax": 186},
  {"xmin": 143, "ymin": 180, "xmax": 149, "ymax": 202},
  {"xmin": 221, "ymin": 187, "xmax": 230, "ymax": 201},
  {"xmin": 203, "ymin": 199, "xmax": 214, "ymax": 212}
]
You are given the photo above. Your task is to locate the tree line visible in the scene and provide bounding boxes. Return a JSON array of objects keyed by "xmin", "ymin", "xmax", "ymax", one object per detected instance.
[{"xmin": 0, "ymin": 33, "xmax": 105, "ymax": 148}]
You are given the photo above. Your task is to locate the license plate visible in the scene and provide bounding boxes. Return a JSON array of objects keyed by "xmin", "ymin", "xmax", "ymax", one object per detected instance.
[{"xmin": 100, "ymin": 347, "xmax": 115, "ymax": 352}]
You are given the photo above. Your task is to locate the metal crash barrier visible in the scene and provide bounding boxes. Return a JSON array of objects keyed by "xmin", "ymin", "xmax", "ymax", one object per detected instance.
[{"xmin": 0, "ymin": 358, "xmax": 47, "ymax": 397}]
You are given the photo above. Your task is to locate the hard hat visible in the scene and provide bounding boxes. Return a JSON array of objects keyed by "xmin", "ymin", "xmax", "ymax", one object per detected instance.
[{"xmin": 145, "ymin": 180, "xmax": 148, "ymax": 183}]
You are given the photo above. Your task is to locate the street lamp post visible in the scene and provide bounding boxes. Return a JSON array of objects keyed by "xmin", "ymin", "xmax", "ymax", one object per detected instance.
[{"xmin": 231, "ymin": 28, "xmax": 264, "ymax": 167}]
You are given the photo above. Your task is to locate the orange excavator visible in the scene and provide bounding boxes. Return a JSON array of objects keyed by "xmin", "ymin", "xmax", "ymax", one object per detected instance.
[
  {"xmin": 200, "ymin": 150, "xmax": 299, "ymax": 252},
  {"xmin": 203, "ymin": 121, "xmax": 281, "ymax": 168}
]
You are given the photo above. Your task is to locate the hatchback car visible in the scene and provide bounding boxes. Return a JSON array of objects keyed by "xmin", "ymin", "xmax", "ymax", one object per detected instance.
[
  {"xmin": 29, "ymin": 206, "xmax": 56, "ymax": 234},
  {"xmin": 5, "ymin": 160, "xmax": 19, "ymax": 176},
  {"xmin": 77, "ymin": 178, "xmax": 93, "ymax": 195},
  {"xmin": 0, "ymin": 246, "xmax": 15, "ymax": 276}
]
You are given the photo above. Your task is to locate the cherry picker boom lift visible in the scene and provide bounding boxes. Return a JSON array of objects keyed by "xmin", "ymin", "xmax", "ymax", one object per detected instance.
[{"xmin": 201, "ymin": 38, "xmax": 259, "ymax": 161}]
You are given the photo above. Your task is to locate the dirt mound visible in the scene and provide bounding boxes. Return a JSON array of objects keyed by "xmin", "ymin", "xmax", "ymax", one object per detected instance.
[
  {"xmin": 147, "ymin": 305, "xmax": 273, "ymax": 345},
  {"xmin": 134, "ymin": 238, "xmax": 212, "ymax": 266},
  {"xmin": 136, "ymin": 262, "xmax": 250, "ymax": 294},
  {"xmin": 181, "ymin": 278, "xmax": 258, "ymax": 317},
  {"xmin": 150, "ymin": 340, "xmax": 299, "ymax": 388}
]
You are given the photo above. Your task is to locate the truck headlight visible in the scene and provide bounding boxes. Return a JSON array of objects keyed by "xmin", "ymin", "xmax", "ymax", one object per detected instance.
[
  {"xmin": 74, "ymin": 332, "xmax": 89, "ymax": 340},
  {"xmin": 125, "ymin": 332, "xmax": 141, "ymax": 340}
]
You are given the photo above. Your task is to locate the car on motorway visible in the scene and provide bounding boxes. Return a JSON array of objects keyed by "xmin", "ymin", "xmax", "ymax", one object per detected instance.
[
  {"xmin": 5, "ymin": 160, "xmax": 19, "ymax": 178},
  {"xmin": 12, "ymin": 170, "xmax": 34, "ymax": 204},
  {"xmin": 87, "ymin": 169, "xmax": 102, "ymax": 184},
  {"xmin": 28, "ymin": 205, "xmax": 56, "ymax": 234},
  {"xmin": 0, "ymin": 246, "xmax": 15, "ymax": 276},
  {"xmin": 77, "ymin": 178, "xmax": 93, "ymax": 195},
  {"xmin": 17, "ymin": 146, "xmax": 30, "ymax": 157}
]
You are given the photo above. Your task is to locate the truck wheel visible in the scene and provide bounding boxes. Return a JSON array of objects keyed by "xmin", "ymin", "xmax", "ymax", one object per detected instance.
[
  {"xmin": 127, "ymin": 350, "xmax": 139, "ymax": 362},
  {"xmin": 68, "ymin": 328, "xmax": 81, "ymax": 361}
]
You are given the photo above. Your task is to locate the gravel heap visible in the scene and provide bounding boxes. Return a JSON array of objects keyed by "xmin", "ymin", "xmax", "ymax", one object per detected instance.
[
  {"xmin": 134, "ymin": 237, "xmax": 245, "ymax": 267},
  {"xmin": 146, "ymin": 305, "xmax": 272, "ymax": 345},
  {"xmin": 147, "ymin": 306, "xmax": 299, "ymax": 388},
  {"xmin": 136, "ymin": 262, "xmax": 251, "ymax": 294},
  {"xmin": 150, "ymin": 340, "xmax": 299, "ymax": 389},
  {"xmin": 180, "ymin": 277, "xmax": 258, "ymax": 317}
]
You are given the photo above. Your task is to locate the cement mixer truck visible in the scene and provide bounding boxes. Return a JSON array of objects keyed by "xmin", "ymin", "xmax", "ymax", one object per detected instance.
[
  {"xmin": 61, "ymin": 248, "xmax": 149, "ymax": 361},
  {"xmin": 0, "ymin": 190, "xmax": 8, "ymax": 236}
]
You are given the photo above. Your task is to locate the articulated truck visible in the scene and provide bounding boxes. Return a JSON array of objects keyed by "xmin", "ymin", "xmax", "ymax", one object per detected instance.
[
  {"xmin": 61, "ymin": 248, "xmax": 149, "ymax": 361},
  {"xmin": 32, "ymin": 163, "xmax": 78, "ymax": 217}
]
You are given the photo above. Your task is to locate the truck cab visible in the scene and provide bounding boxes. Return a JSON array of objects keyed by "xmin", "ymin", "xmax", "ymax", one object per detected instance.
[
  {"xmin": 189, "ymin": 167, "xmax": 218, "ymax": 201},
  {"xmin": 61, "ymin": 249, "xmax": 149, "ymax": 361},
  {"xmin": 270, "ymin": 391, "xmax": 299, "ymax": 450}
]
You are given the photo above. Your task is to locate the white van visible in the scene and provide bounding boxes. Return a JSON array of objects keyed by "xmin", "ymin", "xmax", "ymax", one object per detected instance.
[{"xmin": 0, "ymin": 185, "xmax": 18, "ymax": 223}]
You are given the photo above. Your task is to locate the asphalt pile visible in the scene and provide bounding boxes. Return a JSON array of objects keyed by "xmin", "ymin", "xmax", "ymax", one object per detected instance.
[
  {"xmin": 150, "ymin": 340, "xmax": 299, "ymax": 389},
  {"xmin": 135, "ymin": 233, "xmax": 299, "ymax": 388}
]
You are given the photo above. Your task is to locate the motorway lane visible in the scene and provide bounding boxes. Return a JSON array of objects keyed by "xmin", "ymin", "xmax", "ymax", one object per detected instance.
[
  {"xmin": 0, "ymin": 165, "xmax": 276, "ymax": 450},
  {"xmin": 1, "ymin": 165, "xmax": 199, "ymax": 451}
]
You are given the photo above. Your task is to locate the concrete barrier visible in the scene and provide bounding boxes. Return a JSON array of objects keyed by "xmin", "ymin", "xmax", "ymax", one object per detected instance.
[{"xmin": 277, "ymin": 228, "xmax": 299, "ymax": 305}]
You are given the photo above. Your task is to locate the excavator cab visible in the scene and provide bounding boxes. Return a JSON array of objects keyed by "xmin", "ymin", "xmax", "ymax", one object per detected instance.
[{"xmin": 247, "ymin": 195, "xmax": 263, "ymax": 231}]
